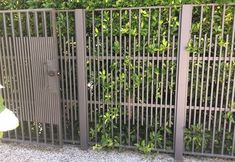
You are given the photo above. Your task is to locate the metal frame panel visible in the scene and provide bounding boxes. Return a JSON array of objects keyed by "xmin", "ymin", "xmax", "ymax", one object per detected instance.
[{"xmin": 0, "ymin": 9, "xmax": 62, "ymax": 145}]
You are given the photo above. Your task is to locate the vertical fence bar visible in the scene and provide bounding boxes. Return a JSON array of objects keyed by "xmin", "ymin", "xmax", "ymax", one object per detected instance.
[
  {"xmin": 75, "ymin": 9, "xmax": 88, "ymax": 149},
  {"xmin": 174, "ymin": 5, "xmax": 192, "ymax": 160},
  {"xmin": 52, "ymin": 9, "xmax": 63, "ymax": 146}
]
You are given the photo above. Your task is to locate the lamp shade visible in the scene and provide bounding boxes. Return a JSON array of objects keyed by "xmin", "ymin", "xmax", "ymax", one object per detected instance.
[{"xmin": 0, "ymin": 107, "xmax": 19, "ymax": 131}]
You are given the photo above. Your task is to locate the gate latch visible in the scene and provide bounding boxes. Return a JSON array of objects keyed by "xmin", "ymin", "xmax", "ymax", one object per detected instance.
[{"xmin": 45, "ymin": 59, "xmax": 60, "ymax": 93}]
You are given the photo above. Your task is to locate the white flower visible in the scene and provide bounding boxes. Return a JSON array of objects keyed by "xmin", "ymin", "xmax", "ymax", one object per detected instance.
[
  {"xmin": 0, "ymin": 108, "xmax": 19, "ymax": 131},
  {"xmin": 87, "ymin": 82, "xmax": 94, "ymax": 89},
  {"xmin": 0, "ymin": 84, "xmax": 4, "ymax": 89}
]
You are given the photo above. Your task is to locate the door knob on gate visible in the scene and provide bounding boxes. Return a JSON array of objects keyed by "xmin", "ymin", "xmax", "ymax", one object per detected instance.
[{"xmin": 48, "ymin": 71, "xmax": 56, "ymax": 77}]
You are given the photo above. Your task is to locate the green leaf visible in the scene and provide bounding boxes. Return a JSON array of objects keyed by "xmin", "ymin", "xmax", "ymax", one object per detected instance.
[
  {"xmin": 0, "ymin": 96, "xmax": 5, "ymax": 113},
  {"xmin": 93, "ymin": 144, "xmax": 103, "ymax": 150},
  {"xmin": 99, "ymin": 70, "xmax": 107, "ymax": 80}
]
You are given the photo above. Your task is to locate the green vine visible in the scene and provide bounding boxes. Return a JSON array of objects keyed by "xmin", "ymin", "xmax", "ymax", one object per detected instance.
[{"xmin": 90, "ymin": 106, "xmax": 120, "ymax": 150}]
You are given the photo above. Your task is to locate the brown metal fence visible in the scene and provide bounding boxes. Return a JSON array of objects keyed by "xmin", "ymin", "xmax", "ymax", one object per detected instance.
[
  {"xmin": 85, "ymin": 5, "xmax": 181, "ymax": 155},
  {"xmin": 0, "ymin": 9, "xmax": 62, "ymax": 145},
  {"xmin": 185, "ymin": 4, "xmax": 235, "ymax": 159},
  {"xmin": 56, "ymin": 10, "xmax": 80, "ymax": 145},
  {"xmin": 0, "ymin": 4, "xmax": 235, "ymax": 160}
]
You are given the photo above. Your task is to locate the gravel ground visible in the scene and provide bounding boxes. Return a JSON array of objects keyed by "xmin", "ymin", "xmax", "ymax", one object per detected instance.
[{"xmin": 0, "ymin": 142, "xmax": 233, "ymax": 162}]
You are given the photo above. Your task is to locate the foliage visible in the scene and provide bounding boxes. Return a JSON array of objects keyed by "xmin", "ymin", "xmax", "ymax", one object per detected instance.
[
  {"xmin": 135, "ymin": 139, "xmax": 154, "ymax": 154},
  {"xmin": 185, "ymin": 111, "xmax": 235, "ymax": 154},
  {"xmin": 135, "ymin": 131, "xmax": 163, "ymax": 154},
  {"xmin": 184, "ymin": 124, "xmax": 205, "ymax": 151},
  {"xmin": 90, "ymin": 103, "xmax": 167, "ymax": 154},
  {"xmin": 0, "ymin": 96, "xmax": 4, "ymax": 113},
  {"xmin": 83, "ymin": 1, "xmax": 235, "ymax": 155},
  {"xmin": 224, "ymin": 111, "xmax": 235, "ymax": 123},
  {"xmin": 0, "ymin": 0, "xmax": 235, "ymax": 10},
  {"xmin": 90, "ymin": 106, "xmax": 120, "ymax": 149}
]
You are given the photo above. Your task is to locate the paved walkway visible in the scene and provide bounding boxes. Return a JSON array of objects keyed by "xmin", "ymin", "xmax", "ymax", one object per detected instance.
[{"xmin": 0, "ymin": 143, "xmax": 232, "ymax": 162}]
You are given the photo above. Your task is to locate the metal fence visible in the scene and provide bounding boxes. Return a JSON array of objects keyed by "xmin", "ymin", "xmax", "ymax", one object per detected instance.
[
  {"xmin": 0, "ymin": 4, "xmax": 235, "ymax": 160},
  {"xmin": 0, "ymin": 9, "xmax": 62, "ymax": 145}
]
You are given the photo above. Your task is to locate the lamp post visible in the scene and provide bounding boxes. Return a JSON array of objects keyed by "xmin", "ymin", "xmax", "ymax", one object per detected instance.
[{"xmin": 0, "ymin": 84, "xmax": 19, "ymax": 138}]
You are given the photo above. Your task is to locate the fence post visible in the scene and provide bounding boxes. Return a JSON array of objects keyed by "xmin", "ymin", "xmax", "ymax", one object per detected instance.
[
  {"xmin": 51, "ymin": 8, "xmax": 63, "ymax": 146},
  {"xmin": 75, "ymin": 9, "xmax": 89, "ymax": 149},
  {"xmin": 174, "ymin": 5, "xmax": 192, "ymax": 160}
]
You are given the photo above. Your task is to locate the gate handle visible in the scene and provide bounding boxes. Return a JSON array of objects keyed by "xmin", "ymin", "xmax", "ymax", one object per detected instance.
[{"xmin": 46, "ymin": 59, "xmax": 59, "ymax": 93}]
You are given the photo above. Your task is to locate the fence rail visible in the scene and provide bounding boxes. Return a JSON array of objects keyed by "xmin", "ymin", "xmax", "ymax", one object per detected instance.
[{"xmin": 0, "ymin": 4, "xmax": 235, "ymax": 160}]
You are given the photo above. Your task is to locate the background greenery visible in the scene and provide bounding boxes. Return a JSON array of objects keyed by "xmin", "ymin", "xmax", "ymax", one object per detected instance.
[{"xmin": 0, "ymin": 0, "xmax": 234, "ymax": 10}]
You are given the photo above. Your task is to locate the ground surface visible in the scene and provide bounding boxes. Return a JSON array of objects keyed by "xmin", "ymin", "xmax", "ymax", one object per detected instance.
[{"xmin": 0, "ymin": 142, "xmax": 233, "ymax": 162}]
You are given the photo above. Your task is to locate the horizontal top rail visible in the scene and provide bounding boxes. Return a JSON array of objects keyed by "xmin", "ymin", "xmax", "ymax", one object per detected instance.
[
  {"xmin": 56, "ymin": 10, "xmax": 76, "ymax": 12},
  {"xmin": 92, "ymin": 5, "xmax": 180, "ymax": 11},
  {"xmin": 91, "ymin": 3, "xmax": 235, "ymax": 11},
  {"xmin": 0, "ymin": 8, "xmax": 53, "ymax": 13},
  {"xmin": 190, "ymin": 3, "xmax": 235, "ymax": 7},
  {"xmin": 51, "ymin": 3, "xmax": 235, "ymax": 11},
  {"xmin": 0, "ymin": 3, "xmax": 234, "ymax": 13}
]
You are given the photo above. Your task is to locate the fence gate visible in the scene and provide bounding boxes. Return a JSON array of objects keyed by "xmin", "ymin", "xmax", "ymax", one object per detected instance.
[{"xmin": 0, "ymin": 9, "xmax": 62, "ymax": 145}]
